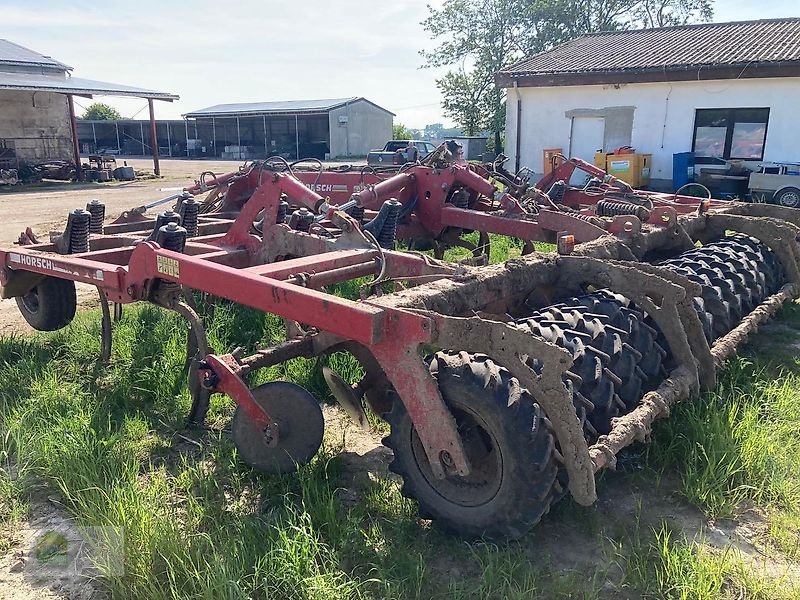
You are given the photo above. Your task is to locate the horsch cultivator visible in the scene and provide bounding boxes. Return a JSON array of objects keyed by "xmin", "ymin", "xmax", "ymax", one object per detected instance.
[{"xmin": 3, "ymin": 152, "xmax": 800, "ymax": 539}]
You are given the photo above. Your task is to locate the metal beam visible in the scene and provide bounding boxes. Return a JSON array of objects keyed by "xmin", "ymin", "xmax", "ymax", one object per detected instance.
[
  {"xmin": 66, "ymin": 94, "xmax": 82, "ymax": 181},
  {"xmin": 295, "ymin": 114, "xmax": 299, "ymax": 160},
  {"xmin": 148, "ymin": 99, "xmax": 160, "ymax": 176}
]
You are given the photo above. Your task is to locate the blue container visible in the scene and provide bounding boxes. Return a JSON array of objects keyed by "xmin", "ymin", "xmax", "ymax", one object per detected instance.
[{"xmin": 673, "ymin": 152, "xmax": 695, "ymax": 191}]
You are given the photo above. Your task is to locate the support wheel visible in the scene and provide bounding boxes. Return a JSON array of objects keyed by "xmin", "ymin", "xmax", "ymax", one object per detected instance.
[
  {"xmin": 15, "ymin": 276, "xmax": 76, "ymax": 331},
  {"xmin": 774, "ymin": 187, "xmax": 800, "ymax": 208},
  {"xmin": 232, "ymin": 382, "xmax": 324, "ymax": 474},
  {"xmin": 384, "ymin": 352, "xmax": 560, "ymax": 540}
]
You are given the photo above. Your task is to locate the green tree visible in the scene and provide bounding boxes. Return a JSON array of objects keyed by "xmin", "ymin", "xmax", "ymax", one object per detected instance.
[
  {"xmin": 634, "ymin": 0, "xmax": 713, "ymax": 27},
  {"xmin": 422, "ymin": 0, "xmax": 714, "ymax": 153},
  {"xmin": 392, "ymin": 123, "xmax": 413, "ymax": 140},
  {"xmin": 80, "ymin": 102, "xmax": 122, "ymax": 120}
]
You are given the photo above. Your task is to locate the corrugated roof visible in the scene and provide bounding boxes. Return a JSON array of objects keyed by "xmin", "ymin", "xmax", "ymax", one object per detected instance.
[
  {"xmin": 184, "ymin": 97, "xmax": 394, "ymax": 117},
  {"xmin": 497, "ymin": 18, "xmax": 800, "ymax": 86},
  {"xmin": 0, "ymin": 73, "xmax": 178, "ymax": 100},
  {"xmin": 0, "ymin": 39, "xmax": 71, "ymax": 71}
]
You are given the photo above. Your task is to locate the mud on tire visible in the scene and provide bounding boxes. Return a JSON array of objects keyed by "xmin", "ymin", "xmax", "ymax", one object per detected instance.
[{"xmin": 383, "ymin": 351, "xmax": 560, "ymax": 540}]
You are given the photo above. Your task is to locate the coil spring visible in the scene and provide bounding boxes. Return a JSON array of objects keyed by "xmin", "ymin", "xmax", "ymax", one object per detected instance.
[
  {"xmin": 289, "ymin": 208, "xmax": 314, "ymax": 232},
  {"xmin": 68, "ymin": 208, "xmax": 91, "ymax": 253},
  {"xmin": 86, "ymin": 199, "xmax": 105, "ymax": 234},
  {"xmin": 596, "ymin": 200, "xmax": 650, "ymax": 221},
  {"xmin": 156, "ymin": 222, "xmax": 187, "ymax": 253},
  {"xmin": 276, "ymin": 200, "xmax": 289, "ymax": 224},
  {"xmin": 449, "ymin": 189, "xmax": 469, "ymax": 209},
  {"xmin": 346, "ymin": 204, "xmax": 365, "ymax": 223},
  {"xmin": 179, "ymin": 197, "xmax": 200, "ymax": 237},
  {"xmin": 148, "ymin": 210, "xmax": 181, "ymax": 242},
  {"xmin": 377, "ymin": 199, "xmax": 401, "ymax": 249}
]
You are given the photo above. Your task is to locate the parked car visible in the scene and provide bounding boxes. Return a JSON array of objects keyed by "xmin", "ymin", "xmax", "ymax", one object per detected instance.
[{"xmin": 367, "ymin": 140, "xmax": 437, "ymax": 166}]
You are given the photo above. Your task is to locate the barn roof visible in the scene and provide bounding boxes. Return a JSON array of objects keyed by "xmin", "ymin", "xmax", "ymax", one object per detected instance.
[{"xmin": 496, "ymin": 18, "xmax": 800, "ymax": 87}]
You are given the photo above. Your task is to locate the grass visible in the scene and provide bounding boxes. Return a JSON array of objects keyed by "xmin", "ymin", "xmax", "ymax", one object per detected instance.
[{"xmin": 1, "ymin": 238, "xmax": 800, "ymax": 597}]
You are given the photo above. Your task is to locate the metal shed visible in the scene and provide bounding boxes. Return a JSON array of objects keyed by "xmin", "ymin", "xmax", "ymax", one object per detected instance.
[
  {"xmin": 0, "ymin": 39, "xmax": 177, "ymax": 178},
  {"xmin": 183, "ymin": 97, "xmax": 394, "ymax": 160}
]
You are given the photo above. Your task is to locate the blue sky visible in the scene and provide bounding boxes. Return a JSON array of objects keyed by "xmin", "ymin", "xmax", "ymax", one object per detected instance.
[{"xmin": 3, "ymin": 0, "xmax": 798, "ymax": 128}]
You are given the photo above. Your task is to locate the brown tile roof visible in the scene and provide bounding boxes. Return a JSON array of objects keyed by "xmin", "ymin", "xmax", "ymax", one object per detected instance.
[{"xmin": 496, "ymin": 18, "xmax": 800, "ymax": 87}]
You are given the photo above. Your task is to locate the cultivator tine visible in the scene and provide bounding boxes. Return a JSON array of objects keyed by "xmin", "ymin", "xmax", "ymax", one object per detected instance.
[
  {"xmin": 322, "ymin": 366, "xmax": 368, "ymax": 430},
  {"xmin": 170, "ymin": 298, "xmax": 212, "ymax": 425},
  {"xmin": 97, "ymin": 286, "xmax": 112, "ymax": 366}
]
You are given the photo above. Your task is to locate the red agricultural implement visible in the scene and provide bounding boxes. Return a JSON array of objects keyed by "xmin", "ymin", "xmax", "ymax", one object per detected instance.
[{"xmin": 3, "ymin": 154, "xmax": 800, "ymax": 539}]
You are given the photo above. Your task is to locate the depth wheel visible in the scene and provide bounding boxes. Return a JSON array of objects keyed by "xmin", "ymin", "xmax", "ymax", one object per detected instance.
[
  {"xmin": 232, "ymin": 382, "xmax": 324, "ymax": 474},
  {"xmin": 384, "ymin": 352, "xmax": 560, "ymax": 540},
  {"xmin": 15, "ymin": 276, "xmax": 76, "ymax": 331},
  {"xmin": 774, "ymin": 187, "xmax": 800, "ymax": 208}
]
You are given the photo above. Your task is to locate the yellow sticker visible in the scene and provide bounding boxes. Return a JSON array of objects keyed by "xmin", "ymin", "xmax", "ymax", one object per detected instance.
[{"xmin": 156, "ymin": 255, "xmax": 180, "ymax": 278}]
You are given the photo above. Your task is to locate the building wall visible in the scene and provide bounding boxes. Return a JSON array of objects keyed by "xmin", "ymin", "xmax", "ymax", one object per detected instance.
[
  {"xmin": 328, "ymin": 100, "xmax": 392, "ymax": 157},
  {"xmin": 0, "ymin": 90, "xmax": 71, "ymax": 161},
  {"xmin": 505, "ymin": 77, "xmax": 800, "ymax": 186}
]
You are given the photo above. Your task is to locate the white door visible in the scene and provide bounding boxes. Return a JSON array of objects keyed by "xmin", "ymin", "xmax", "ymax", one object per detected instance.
[{"xmin": 569, "ymin": 117, "xmax": 605, "ymax": 186}]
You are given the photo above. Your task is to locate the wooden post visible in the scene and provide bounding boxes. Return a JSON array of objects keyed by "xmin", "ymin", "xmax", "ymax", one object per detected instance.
[
  {"xmin": 67, "ymin": 94, "xmax": 82, "ymax": 181},
  {"xmin": 148, "ymin": 98, "xmax": 160, "ymax": 176}
]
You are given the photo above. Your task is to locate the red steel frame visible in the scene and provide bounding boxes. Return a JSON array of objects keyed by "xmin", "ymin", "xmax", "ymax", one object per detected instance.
[{"xmin": 0, "ymin": 156, "xmax": 734, "ymax": 483}]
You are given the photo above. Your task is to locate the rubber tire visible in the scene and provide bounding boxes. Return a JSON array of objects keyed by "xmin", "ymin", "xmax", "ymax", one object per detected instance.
[
  {"xmin": 383, "ymin": 352, "xmax": 560, "ymax": 540},
  {"xmin": 774, "ymin": 187, "xmax": 800, "ymax": 208},
  {"xmin": 15, "ymin": 276, "xmax": 77, "ymax": 331}
]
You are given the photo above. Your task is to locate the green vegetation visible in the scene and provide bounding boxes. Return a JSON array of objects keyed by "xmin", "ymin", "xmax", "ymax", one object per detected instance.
[
  {"xmin": 391, "ymin": 124, "xmax": 414, "ymax": 141},
  {"xmin": 80, "ymin": 102, "xmax": 123, "ymax": 121},
  {"xmin": 1, "ymin": 239, "xmax": 800, "ymax": 597}
]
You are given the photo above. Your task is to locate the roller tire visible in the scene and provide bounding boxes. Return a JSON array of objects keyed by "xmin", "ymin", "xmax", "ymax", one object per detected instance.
[
  {"xmin": 15, "ymin": 276, "xmax": 77, "ymax": 331},
  {"xmin": 383, "ymin": 352, "xmax": 560, "ymax": 540}
]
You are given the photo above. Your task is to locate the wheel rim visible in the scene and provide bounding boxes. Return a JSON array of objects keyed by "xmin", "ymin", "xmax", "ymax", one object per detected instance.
[
  {"xmin": 20, "ymin": 287, "xmax": 39, "ymax": 314},
  {"xmin": 410, "ymin": 404, "xmax": 503, "ymax": 508},
  {"xmin": 779, "ymin": 191, "xmax": 800, "ymax": 207}
]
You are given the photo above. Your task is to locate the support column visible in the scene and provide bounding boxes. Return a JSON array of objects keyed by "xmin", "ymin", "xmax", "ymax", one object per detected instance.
[
  {"xmin": 236, "ymin": 116, "xmax": 241, "ymax": 159},
  {"xmin": 212, "ymin": 117, "xmax": 216, "ymax": 158},
  {"xmin": 91, "ymin": 122, "xmax": 97, "ymax": 150},
  {"xmin": 115, "ymin": 122, "xmax": 121, "ymax": 153},
  {"xmin": 263, "ymin": 115, "xmax": 268, "ymax": 157},
  {"xmin": 148, "ymin": 98, "xmax": 160, "ymax": 176},
  {"xmin": 184, "ymin": 118, "xmax": 189, "ymax": 157},
  {"xmin": 166, "ymin": 121, "xmax": 171, "ymax": 157},
  {"xmin": 67, "ymin": 94, "xmax": 82, "ymax": 181},
  {"xmin": 295, "ymin": 114, "xmax": 299, "ymax": 160},
  {"xmin": 140, "ymin": 122, "xmax": 145, "ymax": 155}
]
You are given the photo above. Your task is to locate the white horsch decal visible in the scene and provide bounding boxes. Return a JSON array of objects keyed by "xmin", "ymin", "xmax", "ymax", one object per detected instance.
[
  {"xmin": 9, "ymin": 253, "xmax": 54, "ymax": 271},
  {"xmin": 8, "ymin": 253, "xmax": 105, "ymax": 281}
]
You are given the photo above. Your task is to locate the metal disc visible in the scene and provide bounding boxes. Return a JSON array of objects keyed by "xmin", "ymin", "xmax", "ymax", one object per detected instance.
[{"xmin": 231, "ymin": 381, "xmax": 324, "ymax": 474}]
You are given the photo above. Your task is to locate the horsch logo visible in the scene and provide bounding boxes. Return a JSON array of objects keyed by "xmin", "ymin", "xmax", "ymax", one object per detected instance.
[{"xmin": 10, "ymin": 253, "xmax": 54, "ymax": 271}]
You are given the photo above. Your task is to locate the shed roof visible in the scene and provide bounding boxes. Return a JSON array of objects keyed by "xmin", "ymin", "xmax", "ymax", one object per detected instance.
[
  {"xmin": 184, "ymin": 97, "xmax": 395, "ymax": 118},
  {"xmin": 0, "ymin": 72, "xmax": 178, "ymax": 101},
  {"xmin": 496, "ymin": 18, "xmax": 800, "ymax": 87},
  {"xmin": 0, "ymin": 39, "xmax": 71, "ymax": 71}
]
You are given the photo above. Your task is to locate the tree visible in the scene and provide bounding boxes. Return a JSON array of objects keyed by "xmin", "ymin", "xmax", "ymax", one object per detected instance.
[
  {"xmin": 393, "ymin": 123, "xmax": 413, "ymax": 140},
  {"xmin": 424, "ymin": 123, "xmax": 445, "ymax": 140},
  {"xmin": 80, "ymin": 102, "xmax": 122, "ymax": 120},
  {"xmin": 437, "ymin": 67, "xmax": 492, "ymax": 136},
  {"xmin": 422, "ymin": 0, "xmax": 714, "ymax": 152},
  {"xmin": 633, "ymin": 0, "xmax": 712, "ymax": 27}
]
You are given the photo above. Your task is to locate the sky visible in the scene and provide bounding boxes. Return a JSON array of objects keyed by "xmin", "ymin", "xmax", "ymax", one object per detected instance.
[{"xmin": 4, "ymin": 0, "xmax": 799, "ymax": 129}]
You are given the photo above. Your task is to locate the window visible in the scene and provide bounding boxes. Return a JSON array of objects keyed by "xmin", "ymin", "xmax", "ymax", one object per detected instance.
[{"xmin": 692, "ymin": 108, "xmax": 769, "ymax": 161}]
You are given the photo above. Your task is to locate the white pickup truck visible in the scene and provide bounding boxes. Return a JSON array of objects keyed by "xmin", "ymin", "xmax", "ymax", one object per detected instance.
[
  {"xmin": 748, "ymin": 162, "xmax": 800, "ymax": 207},
  {"xmin": 367, "ymin": 140, "xmax": 437, "ymax": 167}
]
